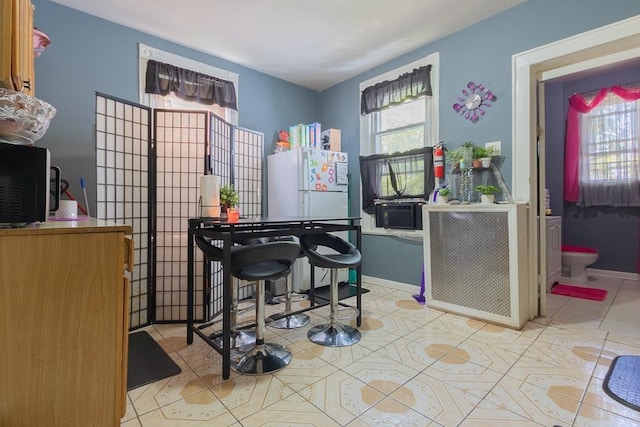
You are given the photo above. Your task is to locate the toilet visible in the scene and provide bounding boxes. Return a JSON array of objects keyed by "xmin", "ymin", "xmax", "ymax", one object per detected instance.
[{"xmin": 561, "ymin": 245, "xmax": 599, "ymax": 283}]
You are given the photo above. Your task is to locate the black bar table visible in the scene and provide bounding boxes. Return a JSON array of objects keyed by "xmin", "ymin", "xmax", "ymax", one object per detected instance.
[{"xmin": 186, "ymin": 215, "xmax": 362, "ymax": 379}]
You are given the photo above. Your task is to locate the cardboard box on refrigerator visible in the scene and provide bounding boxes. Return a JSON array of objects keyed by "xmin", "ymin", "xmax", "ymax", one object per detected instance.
[{"xmin": 320, "ymin": 128, "xmax": 341, "ymax": 151}]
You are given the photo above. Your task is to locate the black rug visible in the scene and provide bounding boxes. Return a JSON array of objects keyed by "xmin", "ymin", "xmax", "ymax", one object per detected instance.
[
  {"xmin": 603, "ymin": 355, "xmax": 640, "ymax": 412},
  {"xmin": 127, "ymin": 331, "xmax": 181, "ymax": 390},
  {"xmin": 305, "ymin": 282, "xmax": 370, "ymax": 302}
]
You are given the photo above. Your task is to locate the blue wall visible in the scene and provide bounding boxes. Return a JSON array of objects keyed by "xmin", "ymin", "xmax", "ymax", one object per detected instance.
[
  {"xmin": 31, "ymin": 0, "xmax": 319, "ymax": 207},
  {"xmin": 319, "ymin": 0, "xmax": 640, "ymax": 286},
  {"xmin": 545, "ymin": 63, "xmax": 640, "ymax": 273},
  {"xmin": 31, "ymin": 0, "xmax": 640, "ymax": 285}
]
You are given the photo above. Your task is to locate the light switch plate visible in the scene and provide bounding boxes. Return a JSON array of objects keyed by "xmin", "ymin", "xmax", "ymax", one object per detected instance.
[{"xmin": 485, "ymin": 141, "xmax": 501, "ymax": 155}]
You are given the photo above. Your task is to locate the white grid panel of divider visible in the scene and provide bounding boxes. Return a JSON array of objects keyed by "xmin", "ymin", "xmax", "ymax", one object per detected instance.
[
  {"xmin": 234, "ymin": 127, "xmax": 263, "ymax": 218},
  {"xmin": 95, "ymin": 93, "xmax": 151, "ymax": 329},
  {"xmin": 205, "ymin": 113, "xmax": 233, "ymax": 322},
  {"xmin": 154, "ymin": 110, "xmax": 208, "ymax": 322}
]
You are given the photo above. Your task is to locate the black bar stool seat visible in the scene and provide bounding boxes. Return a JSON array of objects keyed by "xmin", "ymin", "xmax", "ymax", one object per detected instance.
[
  {"xmin": 229, "ymin": 241, "xmax": 301, "ymax": 374},
  {"xmin": 299, "ymin": 233, "xmax": 362, "ymax": 347}
]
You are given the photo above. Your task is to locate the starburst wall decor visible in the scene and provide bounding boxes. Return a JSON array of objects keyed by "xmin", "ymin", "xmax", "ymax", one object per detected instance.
[{"xmin": 452, "ymin": 82, "xmax": 497, "ymax": 123}]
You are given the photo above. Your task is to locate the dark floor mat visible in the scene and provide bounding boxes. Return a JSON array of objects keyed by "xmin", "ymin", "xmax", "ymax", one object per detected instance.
[
  {"xmin": 305, "ymin": 282, "xmax": 369, "ymax": 302},
  {"xmin": 603, "ymin": 355, "xmax": 640, "ymax": 412},
  {"xmin": 127, "ymin": 331, "xmax": 181, "ymax": 390}
]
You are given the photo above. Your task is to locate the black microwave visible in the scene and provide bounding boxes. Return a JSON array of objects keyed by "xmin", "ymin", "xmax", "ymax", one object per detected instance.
[{"xmin": 0, "ymin": 143, "xmax": 59, "ymax": 225}]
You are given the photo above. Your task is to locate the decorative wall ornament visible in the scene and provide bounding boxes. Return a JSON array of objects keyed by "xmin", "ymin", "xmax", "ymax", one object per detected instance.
[{"xmin": 453, "ymin": 82, "xmax": 497, "ymax": 123}]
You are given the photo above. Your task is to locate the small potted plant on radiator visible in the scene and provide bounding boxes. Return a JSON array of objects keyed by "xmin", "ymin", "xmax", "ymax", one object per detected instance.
[
  {"xmin": 475, "ymin": 185, "xmax": 499, "ymax": 204},
  {"xmin": 437, "ymin": 186, "xmax": 450, "ymax": 204}
]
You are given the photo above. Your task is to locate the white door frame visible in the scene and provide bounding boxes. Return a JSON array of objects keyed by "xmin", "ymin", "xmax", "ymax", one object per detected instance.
[{"xmin": 512, "ymin": 14, "xmax": 640, "ymax": 319}]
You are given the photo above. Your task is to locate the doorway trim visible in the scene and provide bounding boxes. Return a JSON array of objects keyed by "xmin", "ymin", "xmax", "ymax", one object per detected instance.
[{"xmin": 512, "ymin": 13, "xmax": 640, "ymax": 318}]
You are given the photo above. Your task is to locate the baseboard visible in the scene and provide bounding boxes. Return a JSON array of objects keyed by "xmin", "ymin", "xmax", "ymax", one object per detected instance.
[
  {"xmin": 587, "ymin": 268, "xmax": 639, "ymax": 281},
  {"xmin": 361, "ymin": 275, "xmax": 419, "ymax": 292}
]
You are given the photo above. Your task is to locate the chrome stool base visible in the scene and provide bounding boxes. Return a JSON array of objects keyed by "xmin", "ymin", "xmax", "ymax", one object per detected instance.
[
  {"xmin": 307, "ymin": 323, "xmax": 361, "ymax": 347},
  {"xmin": 231, "ymin": 343, "xmax": 292, "ymax": 375},
  {"xmin": 270, "ymin": 313, "xmax": 310, "ymax": 329},
  {"xmin": 213, "ymin": 330, "xmax": 255, "ymax": 354}
]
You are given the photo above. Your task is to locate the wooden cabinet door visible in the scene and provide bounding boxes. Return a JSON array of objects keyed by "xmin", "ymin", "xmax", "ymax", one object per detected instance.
[{"xmin": 0, "ymin": 0, "xmax": 34, "ymax": 94}]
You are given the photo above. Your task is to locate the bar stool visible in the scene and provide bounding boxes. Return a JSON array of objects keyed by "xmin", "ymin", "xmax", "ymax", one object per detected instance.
[
  {"xmin": 299, "ymin": 233, "xmax": 362, "ymax": 347},
  {"xmin": 229, "ymin": 240, "xmax": 301, "ymax": 374},
  {"xmin": 195, "ymin": 235, "xmax": 263, "ymax": 353},
  {"xmin": 268, "ymin": 236, "xmax": 310, "ymax": 329}
]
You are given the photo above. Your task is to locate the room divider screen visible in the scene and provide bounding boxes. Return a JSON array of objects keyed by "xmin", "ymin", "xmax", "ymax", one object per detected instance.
[
  {"xmin": 95, "ymin": 93, "xmax": 152, "ymax": 329},
  {"xmin": 95, "ymin": 93, "xmax": 263, "ymax": 329}
]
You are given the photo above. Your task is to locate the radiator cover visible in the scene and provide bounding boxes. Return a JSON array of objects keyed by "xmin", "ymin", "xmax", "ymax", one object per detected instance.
[{"xmin": 423, "ymin": 203, "xmax": 528, "ymax": 329}]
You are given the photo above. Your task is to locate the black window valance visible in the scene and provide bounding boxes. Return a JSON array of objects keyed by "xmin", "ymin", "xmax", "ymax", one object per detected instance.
[
  {"xmin": 359, "ymin": 147, "xmax": 435, "ymax": 214},
  {"xmin": 360, "ymin": 65, "xmax": 432, "ymax": 115},
  {"xmin": 145, "ymin": 59, "xmax": 238, "ymax": 111}
]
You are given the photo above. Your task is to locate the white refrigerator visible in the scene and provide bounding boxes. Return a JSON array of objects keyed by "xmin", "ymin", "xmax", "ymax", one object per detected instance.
[{"xmin": 268, "ymin": 148, "xmax": 349, "ymax": 291}]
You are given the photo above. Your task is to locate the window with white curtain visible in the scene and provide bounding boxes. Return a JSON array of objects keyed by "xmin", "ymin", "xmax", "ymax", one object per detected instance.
[
  {"xmin": 138, "ymin": 43, "xmax": 239, "ymax": 125},
  {"xmin": 578, "ymin": 86, "xmax": 640, "ymax": 206}
]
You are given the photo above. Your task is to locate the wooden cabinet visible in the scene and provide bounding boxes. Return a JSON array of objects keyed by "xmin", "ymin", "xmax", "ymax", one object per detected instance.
[
  {"xmin": 0, "ymin": 0, "xmax": 34, "ymax": 94},
  {"xmin": 545, "ymin": 216, "xmax": 562, "ymax": 292},
  {"xmin": 0, "ymin": 219, "xmax": 132, "ymax": 427}
]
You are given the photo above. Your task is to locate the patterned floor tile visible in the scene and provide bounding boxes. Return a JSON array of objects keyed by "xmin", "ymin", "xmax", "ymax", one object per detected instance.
[
  {"xmin": 298, "ymin": 370, "xmax": 385, "ymax": 426},
  {"xmin": 573, "ymin": 402, "xmax": 640, "ymax": 427},
  {"xmin": 421, "ymin": 353, "xmax": 505, "ymax": 399},
  {"xmin": 209, "ymin": 374, "xmax": 296, "ymax": 420},
  {"xmin": 486, "ymin": 374, "xmax": 580, "ymax": 427},
  {"xmin": 452, "ymin": 337, "xmax": 522, "ymax": 374},
  {"xmin": 581, "ymin": 376, "xmax": 640, "ymax": 423},
  {"xmin": 429, "ymin": 313, "xmax": 487, "ymax": 338},
  {"xmin": 389, "ymin": 370, "xmax": 484, "ymax": 426},
  {"xmin": 341, "ymin": 351, "xmax": 420, "ymax": 395},
  {"xmin": 136, "ymin": 389, "xmax": 237, "ymax": 426},
  {"xmin": 346, "ymin": 396, "xmax": 438, "ymax": 426},
  {"xmin": 240, "ymin": 393, "xmax": 342, "ymax": 427},
  {"xmin": 459, "ymin": 398, "xmax": 540, "ymax": 426},
  {"xmin": 305, "ymin": 340, "xmax": 373, "ymax": 368},
  {"xmin": 468, "ymin": 322, "xmax": 541, "ymax": 355},
  {"xmin": 118, "ymin": 273, "xmax": 640, "ymax": 425},
  {"xmin": 273, "ymin": 349, "xmax": 339, "ymax": 391},
  {"xmin": 129, "ymin": 357, "xmax": 208, "ymax": 416}
]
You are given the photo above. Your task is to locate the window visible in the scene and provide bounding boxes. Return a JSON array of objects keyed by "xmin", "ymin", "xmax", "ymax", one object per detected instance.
[
  {"xmin": 580, "ymin": 91, "xmax": 639, "ymax": 184},
  {"xmin": 566, "ymin": 84, "xmax": 640, "ymax": 207},
  {"xmin": 138, "ymin": 43, "xmax": 239, "ymax": 125},
  {"xmin": 359, "ymin": 53, "xmax": 439, "ymax": 234}
]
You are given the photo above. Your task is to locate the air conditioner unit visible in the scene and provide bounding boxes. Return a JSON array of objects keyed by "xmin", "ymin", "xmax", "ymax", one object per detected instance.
[{"xmin": 422, "ymin": 203, "xmax": 529, "ymax": 329}]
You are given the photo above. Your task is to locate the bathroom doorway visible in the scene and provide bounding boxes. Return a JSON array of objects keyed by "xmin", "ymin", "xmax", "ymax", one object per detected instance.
[{"xmin": 512, "ymin": 14, "xmax": 640, "ymax": 318}]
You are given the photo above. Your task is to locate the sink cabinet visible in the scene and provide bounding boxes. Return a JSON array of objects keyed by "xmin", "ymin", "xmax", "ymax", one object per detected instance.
[{"xmin": 0, "ymin": 219, "xmax": 133, "ymax": 426}]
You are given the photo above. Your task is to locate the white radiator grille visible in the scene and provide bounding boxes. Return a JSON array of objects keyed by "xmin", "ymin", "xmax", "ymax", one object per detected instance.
[{"xmin": 428, "ymin": 211, "xmax": 511, "ymax": 317}]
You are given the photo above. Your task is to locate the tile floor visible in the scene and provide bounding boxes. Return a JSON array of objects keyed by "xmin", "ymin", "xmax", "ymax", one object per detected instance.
[{"xmin": 122, "ymin": 273, "xmax": 640, "ymax": 426}]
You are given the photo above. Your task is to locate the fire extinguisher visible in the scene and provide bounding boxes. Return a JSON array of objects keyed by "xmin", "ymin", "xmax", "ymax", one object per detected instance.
[{"xmin": 433, "ymin": 144, "xmax": 445, "ymax": 179}]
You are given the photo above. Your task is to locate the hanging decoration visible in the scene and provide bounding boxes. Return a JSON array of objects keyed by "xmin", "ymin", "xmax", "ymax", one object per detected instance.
[{"xmin": 452, "ymin": 82, "xmax": 497, "ymax": 123}]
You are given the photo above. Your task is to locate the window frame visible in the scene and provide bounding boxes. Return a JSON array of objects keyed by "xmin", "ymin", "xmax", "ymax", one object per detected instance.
[{"xmin": 359, "ymin": 52, "xmax": 440, "ymax": 237}]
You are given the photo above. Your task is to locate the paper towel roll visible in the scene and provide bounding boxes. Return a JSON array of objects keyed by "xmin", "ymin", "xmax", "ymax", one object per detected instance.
[{"xmin": 200, "ymin": 175, "xmax": 220, "ymax": 217}]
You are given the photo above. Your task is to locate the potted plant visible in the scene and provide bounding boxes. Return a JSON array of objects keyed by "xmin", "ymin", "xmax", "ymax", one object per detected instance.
[
  {"xmin": 472, "ymin": 145, "xmax": 489, "ymax": 168},
  {"xmin": 437, "ymin": 186, "xmax": 450, "ymax": 204},
  {"xmin": 475, "ymin": 184, "xmax": 499, "ymax": 204},
  {"xmin": 219, "ymin": 184, "xmax": 239, "ymax": 220}
]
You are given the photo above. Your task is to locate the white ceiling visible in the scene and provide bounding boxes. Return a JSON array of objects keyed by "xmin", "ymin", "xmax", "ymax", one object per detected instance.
[{"xmin": 51, "ymin": 0, "xmax": 525, "ymax": 91}]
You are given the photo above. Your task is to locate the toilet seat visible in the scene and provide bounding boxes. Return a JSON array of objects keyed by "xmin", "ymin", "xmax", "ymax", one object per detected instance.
[{"xmin": 561, "ymin": 245, "xmax": 597, "ymax": 254}]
